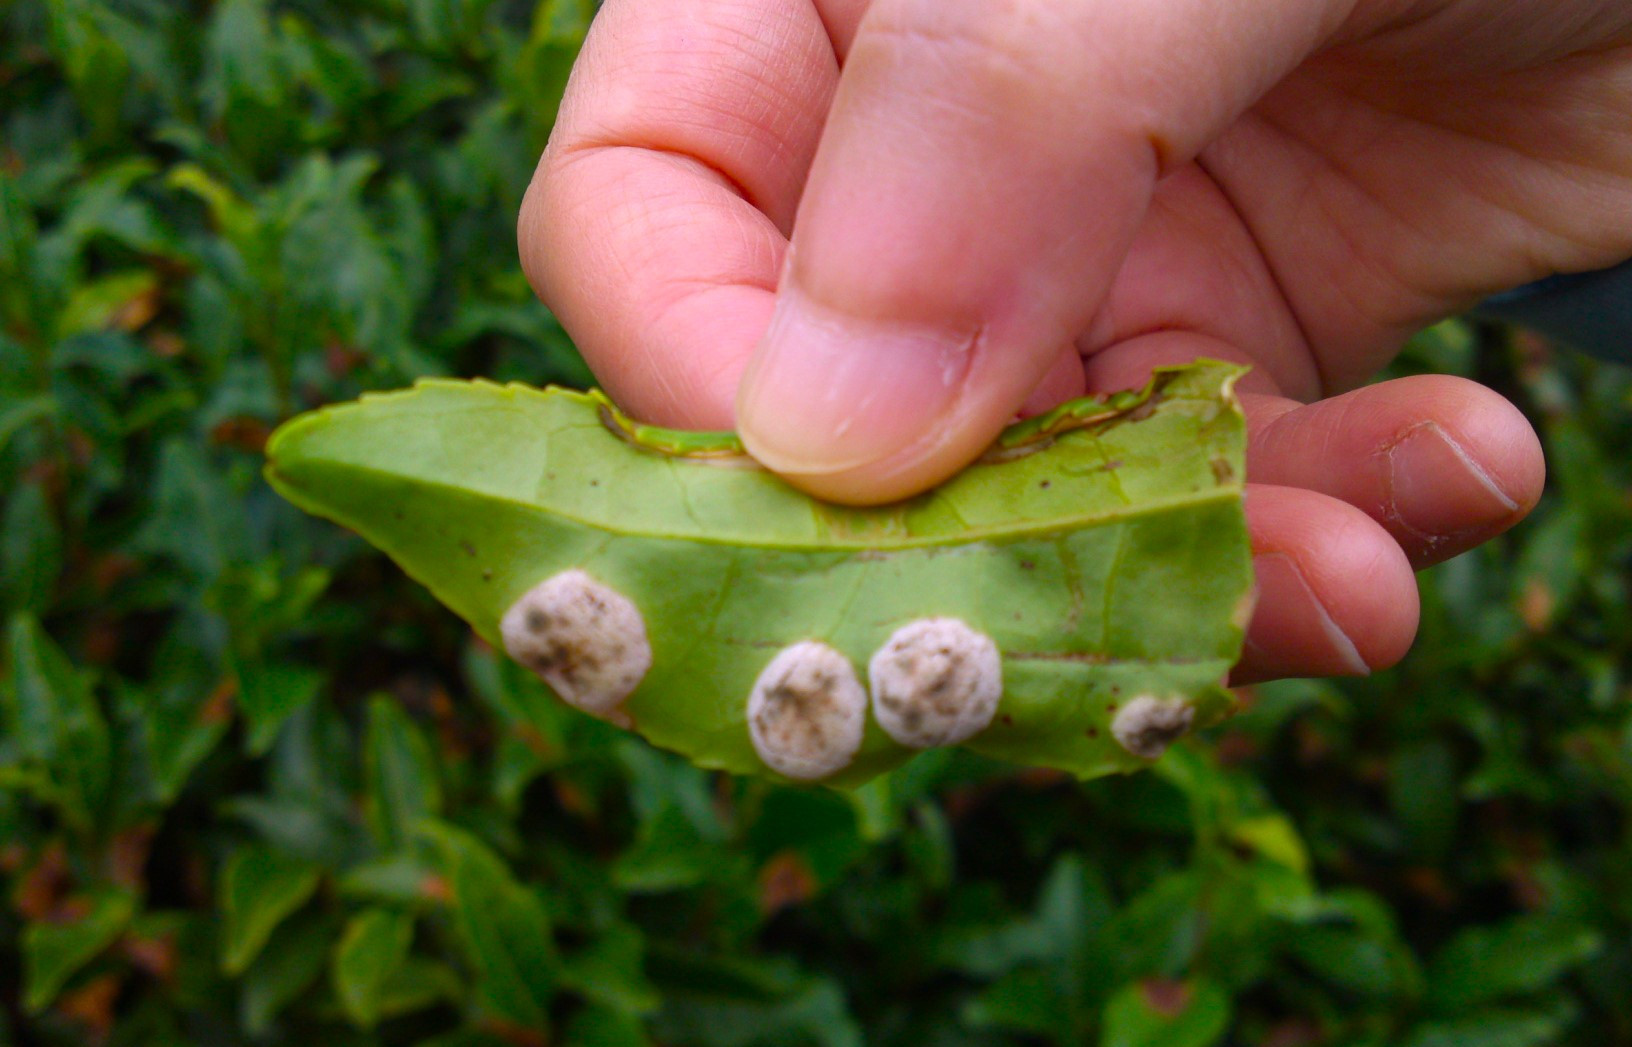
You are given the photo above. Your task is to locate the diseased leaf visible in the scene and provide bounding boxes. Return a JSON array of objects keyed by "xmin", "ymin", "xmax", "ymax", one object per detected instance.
[
  {"xmin": 1100, "ymin": 978, "xmax": 1230, "ymax": 1047},
  {"xmin": 220, "ymin": 844, "xmax": 323, "ymax": 974},
  {"xmin": 22, "ymin": 888, "xmax": 136, "ymax": 1013},
  {"xmin": 266, "ymin": 362, "xmax": 1251, "ymax": 786}
]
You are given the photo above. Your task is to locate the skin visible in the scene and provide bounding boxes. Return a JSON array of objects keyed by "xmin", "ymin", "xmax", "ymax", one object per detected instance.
[{"xmin": 519, "ymin": 0, "xmax": 1632, "ymax": 683}]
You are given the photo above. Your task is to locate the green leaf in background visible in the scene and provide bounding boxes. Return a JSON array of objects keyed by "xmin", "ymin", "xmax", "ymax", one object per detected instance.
[
  {"xmin": 566, "ymin": 1005, "xmax": 652, "ymax": 1047},
  {"xmin": 1, "ymin": 479, "xmax": 62, "ymax": 616},
  {"xmin": 0, "ymin": 395, "xmax": 58, "ymax": 459},
  {"xmin": 332, "ymin": 906, "xmax": 414, "ymax": 1028},
  {"xmin": 1402, "ymin": 1000, "xmax": 1580, "ymax": 1047},
  {"xmin": 220, "ymin": 843, "xmax": 323, "ymax": 975},
  {"xmin": 514, "ymin": 0, "xmax": 594, "ymax": 150},
  {"xmin": 422, "ymin": 819, "xmax": 557, "ymax": 1028},
  {"xmin": 21, "ymin": 887, "xmax": 136, "ymax": 1013},
  {"xmin": 1425, "ymin": 915, "xmax": 1602, "ymax": 1015},
  {"xmin": 4, "ymin": 614, "xmax": 110, "ymax": 830},
  {"xmin": 239, "ymin": 910, "xmax": 337, "ymax": 1037},
  {"xmin": 963, "ymin": 967, "xmax": 1072, "ymax": 1038},
  {"xmin": 557, "ymin": 923, "xmax": 660, "ymax": 1018},
  {"xmin": 235, "ymin": 661, "xmax": 325, "ymax": 756},
  {"xmin": 1100, "ymin": 978, "xmax": 1231, "ymax": 1047},
  {"xmin": 613, "ymin": 804, "xmax": 732, "ymax": 895},
  {"xmin": 363, "ymin": 694, "xmax": 443, "ymax": 853},
  {"xmin": 1279, "ymin": 889, "xmax": 1424, "ymax": 1003},
  {"xmin": 54, "ymin": 268, "xmax": 159, "ymax": 340}
]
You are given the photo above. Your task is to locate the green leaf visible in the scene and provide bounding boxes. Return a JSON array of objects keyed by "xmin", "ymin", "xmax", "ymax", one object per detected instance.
[
  {"xmin": 513, "ymin": 0, "xmax": 594, "ymax": 148},
  {"xmin": 421, "ymin": 820, "xmax": 557, "ymax": 1027},
  {"xmin": 235, "ymin": 660, "xmax": 324, "ymax": 756},
  {"xmin": 1425, "ymin": 915, "xmax": 1601, "ymax": 1014},
  {"xmin": 557, "ymin": 924, "xmax": 660, "ymax": 1016},
  {"xmin": 266, "ymin": 362, "xmax": 1251, "ymax": 786},
  {"xmin": 1401, "ymin": 1001, "xmax": 1578, "ymax": 1047},
  {"xmin": 363, "ymin": 695, "xmax": 443, "ymax": 853},
  {"xmin": 566, "ymin": 1005, "xmax": 652, "ymax": 1047},
  {"xmin": 2, "ymin": 479, "xmax": 62, "ymax": 616},
  {"xmin": 22, "ymin": 888, "xmax": 136, "ymax": 1013},
  {"xmin": 963, "ymin": 967, "xmax": 1071, "ymax": 1038},
  {"xmin": 332, "ymin": 907, "xmax": 414, "ymax": 1028},
  {"xmin": 1281, "ymin": 890, "xmax": 1424, "ymax": 1002},
  {"xmin": 4, "ymin": 614, "xmax": 110, "ymax": 829},
  {"xmin": 220, "ymin": 844, "xmax": 323, "ymax": 974},
  {"xmin": 54, "ymin": 269, "xmax": 160, "ymax": 340},
  {"xmin": 0, "ymin": 395, "xmax": 56, "ymax": 459},
  {"xmin": 240, "ymin": 910, "xmax": 337, "ymax": 1036},
  {"xmin": 1389, "ymin": 739, "xmax": 1460, "ymax": 862},
  {"xmin": 613, "ymin": 804, "xmax": 730, "ymax": 894},
  {"xmin": 1099, "ymin": 978, "xmax": 1230, "ymax": 1047}
]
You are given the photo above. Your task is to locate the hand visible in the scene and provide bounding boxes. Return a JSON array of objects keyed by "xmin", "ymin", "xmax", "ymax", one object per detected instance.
[{"xmin": 519, "ymin": 0, "xmax": 1632, "ymax": 682}]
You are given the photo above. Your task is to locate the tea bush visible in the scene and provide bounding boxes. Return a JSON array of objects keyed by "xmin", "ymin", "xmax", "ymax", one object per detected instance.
[{"xmin": 2, "ymin": 2, "xmax": 1630, "ymax": 1044}]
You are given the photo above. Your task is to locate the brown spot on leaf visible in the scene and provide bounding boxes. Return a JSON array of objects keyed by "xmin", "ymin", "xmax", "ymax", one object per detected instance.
[
  {"xmin": 758, "ymin": 850, "xmax": 818, "ymax": 916},
  {"xmin": 1140, "ymin": 977, "xmax": 1192, "ymax": 1017}
]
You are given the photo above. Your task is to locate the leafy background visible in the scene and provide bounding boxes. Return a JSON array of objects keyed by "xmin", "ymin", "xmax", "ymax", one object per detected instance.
[{"xmin": 2, "ymin": 1, "xmax": 1630, "ymax": 1044}]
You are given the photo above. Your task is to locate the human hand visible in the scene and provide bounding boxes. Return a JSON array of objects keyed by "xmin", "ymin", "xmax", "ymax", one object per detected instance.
[{"xmin": 519, "ymin": 0, "xmax": 1632, "ymax": 682}]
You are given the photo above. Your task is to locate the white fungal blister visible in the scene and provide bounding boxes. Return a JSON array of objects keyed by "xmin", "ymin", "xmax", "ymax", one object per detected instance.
[
  {"xmin": 500, "ymin": 569, "xmax": 651, "ymax": 724},
  {"xmin": 747, "ymin": 642, "xmax": 867, "ymax": 781},
  {"xmin": 869, "ymin": 618, "xmax": 1002, "ymax": 748},
  {"xmin": 1110, "ymin": 695, "xmax": 1195, "ymax": 760}
]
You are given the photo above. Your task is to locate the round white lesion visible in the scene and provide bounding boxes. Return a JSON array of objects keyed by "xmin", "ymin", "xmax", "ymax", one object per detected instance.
[
  {"xmin": 1110, "ymin": 695, "xmax": 1195, "ymax": 760},
  {"xmin": 868, "ymin": 618, "xmax": 1002, "ymax": 748},
  {"xmin": 747, "ymin": 642, "xmax": 867, "ymax": 781},
  {"xmin": 500, "ymin": 569, "xmax": 651, "ymax": 725}
]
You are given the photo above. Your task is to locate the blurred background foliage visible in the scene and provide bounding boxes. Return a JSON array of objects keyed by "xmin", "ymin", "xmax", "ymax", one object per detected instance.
[{"xmin": 1, "ymin": 0, "xmax": 1631, "ymax": 1044}]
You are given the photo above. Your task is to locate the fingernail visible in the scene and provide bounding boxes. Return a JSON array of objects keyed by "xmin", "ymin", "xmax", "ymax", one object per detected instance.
[
  {"xmin": 1386, "ymin": 422, "xmax": 1519, "ymax": 540},
  {"xmin": 1250, "ymin": 552, "xmax": 1370, "ymax": 677},
  {"xmin": 736, "ymin": 285, "xmax": 976, "ymax": 475}
]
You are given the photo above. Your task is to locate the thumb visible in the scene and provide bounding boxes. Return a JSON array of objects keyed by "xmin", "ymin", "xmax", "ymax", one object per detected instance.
[{"xmin": 737, "ymin": 0, "xmax": 1363, "ymax": 504}]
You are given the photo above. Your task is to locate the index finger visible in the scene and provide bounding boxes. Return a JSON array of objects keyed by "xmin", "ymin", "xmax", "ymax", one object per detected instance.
[{"xmin": 517, "ymin": 0, "xmax": 838, "ymax": 428}]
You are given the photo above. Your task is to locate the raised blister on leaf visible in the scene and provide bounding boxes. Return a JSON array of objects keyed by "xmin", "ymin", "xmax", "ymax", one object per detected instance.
[
  {"xmin": 869, "ymin": 618, "xmax": 1000, "ymax": 749},
  {"xmin": 748, "ymin": 642, "xmax": 867, "ymax": 781},
  {"xmin": 499, "ymin": 569, "xmax": 650, "ymax": 725},
  {"xmin": 265, "ymin": 360, "xmax": 1253, "ymax": 787},
  {"xmin": 1110, "ymin": 695, "xmax": 1196, "ymax": 760}
]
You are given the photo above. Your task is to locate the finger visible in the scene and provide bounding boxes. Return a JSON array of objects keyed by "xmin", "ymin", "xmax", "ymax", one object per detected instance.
[
  {"xmin": 518, "ymin": 0, "xmax": 837, "ymax": 428},
  {"xmin": 1083, "ymin": 334, "xmax": 1545, "ymax": 569},
  {"xmin": 737, "ymin": 0, "xmax": 1370, "ymax": 503},
  {"xmin": 1017, "ymin": 347, "xmax": 1086, "ymax": 418},
  {"xmin": 1242, "ymin": 375, "xmax": 1545, "ymax": 567},
  {"xmin": 1233, "ymin": 485, "xmax": 1419, "ymax": 685}
]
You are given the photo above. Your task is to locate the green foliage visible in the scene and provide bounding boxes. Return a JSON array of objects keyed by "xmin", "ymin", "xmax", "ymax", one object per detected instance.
[{"xmin": 1, "ymin": 3, "xmax": 1631, "ymax": 1045}]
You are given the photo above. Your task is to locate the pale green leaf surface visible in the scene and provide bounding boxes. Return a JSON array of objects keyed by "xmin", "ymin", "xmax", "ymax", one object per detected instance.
[{"xmin": 266, "ymin": 362, "xmax": 1251, "ymax": 786}]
